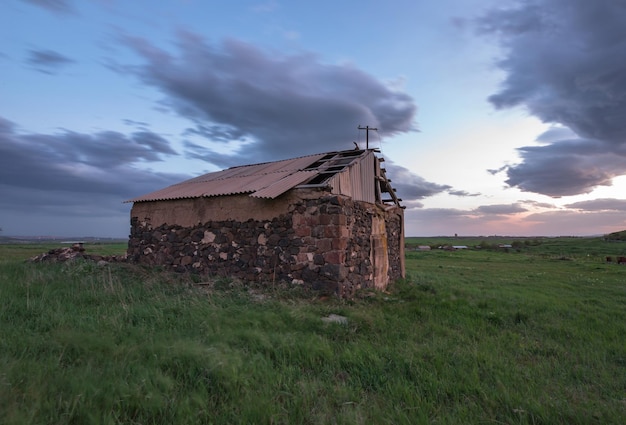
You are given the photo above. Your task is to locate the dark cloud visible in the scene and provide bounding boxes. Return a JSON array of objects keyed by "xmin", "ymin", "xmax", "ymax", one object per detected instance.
[
  {"xmin": 117, "ymin": 31, "xmax": 417, "ymax": 167},
  {"xmin": 26, "ymin": 49, "xmax": 74, "ymax": 74},
  {"xmin": 408, "ymin": 204, "xmax": 528, "ymax": 232},
  {"xmin": 520, "ymin": 200, "xmax": 555, "ymax": 209},
  {"xmin": 183, "ymin": 124, "xmax": 248, "ymax": 145},
  {"xmin": 504, "ymin": 138, "xmax": 626, "ymax": 197},
  {"xmin": 378, "ymin": 162, "xmax": 479, "ymax": 204},
  {"xmin": 0, "ymin": 116, "xmax": 186, "ymax": 236},
  {"xmin": 411, "ymin": 208, "xmax": 472, "ymax": 219},
  {"xmin": 383, "ymin": 162, "xmax": 451, "ymax": 201},
  {"xmin": 404, "ymin": 198, "xmax": 625, "ymax": 237},
  {"xmin": 405, "ymin": 204, "xmax": 625, "ymax": 237},
  {"xmin": 402, "ymin": 200, "xmax": 425, "ymax": 210},
  {"xmin": 473, "ymin": 203, "xmax": 527, "ymax": 215},
  {"xmin": 20, "ymin": 0, "xmax": 74, "ymax": 14},
  {"xmin": 404, "ymin": 208, "xmax": 488, "ymax": 237},
  {"xmin": 523, "ymin": 209, "xmax": 626, "ymax": 236},
  {"xmin": 123, "ymin": 119, "xmax": 150, "ymax": 129},
  {"xmin": 448, "ymin": 189, "xmax": 481, "ymax": 197},
  {"xmin": 8, "ymin": 129, "xmax": 178, "ymax": 173},
  {"xmin": 487, "ymin": 165, "xmax": 507, "ymax": 176},
  {"xmin": 564, "ymin": 198, "xmax": 626, "ymax": 212},
  {"xmin": 131, "ymin": 131, "xmax": 179, "ymax": 157},
  {"xmin": 479, "ymin": 0, "xmax": 626, "ymax": 196},
  {"xmin": 534, "ymin": 126, "xmax": 577, "ymax": 144}
]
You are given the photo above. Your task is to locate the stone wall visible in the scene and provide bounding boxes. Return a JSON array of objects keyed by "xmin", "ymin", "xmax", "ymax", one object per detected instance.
[
  {"xmin": 128, "ymin": 193, "xmax": 404, "ymax": 297},
  {"xmin": 385, "ymin": 210, "xmax": 405, "ymax": 282}
]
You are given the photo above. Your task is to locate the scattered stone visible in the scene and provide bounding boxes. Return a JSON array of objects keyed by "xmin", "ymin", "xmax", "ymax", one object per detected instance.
[
  {"xmin": 321, "ymin": 314, "xmax": 348, "ymax": 325},
  {"xmin": 28, "ymin": 244, "xmax": 127, "ymax": 264}
]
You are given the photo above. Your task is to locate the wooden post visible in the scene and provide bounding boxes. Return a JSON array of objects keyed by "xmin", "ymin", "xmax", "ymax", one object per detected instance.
[{"xmin": 358, "ymin": 125, "xmax": 378, "ymax": 149}]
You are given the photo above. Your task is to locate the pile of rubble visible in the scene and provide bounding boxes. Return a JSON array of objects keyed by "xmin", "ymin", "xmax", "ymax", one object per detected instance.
[{"xmin": 28, "ymin": 243, "xmax": 127, "ymax": 265}]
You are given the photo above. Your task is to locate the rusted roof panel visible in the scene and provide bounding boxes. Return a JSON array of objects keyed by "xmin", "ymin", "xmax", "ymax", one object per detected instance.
[
  {"xmin": 181, "ymin": 154, "xmax": 325, "ymax": 184},
  {"xmin": 129, "ymin": 181, "xmax": 222, "ymax": 202},
  {"xmin": 129, "ymin": 171, "xmax": 297, "ymax": 202},
  {"xmin": 127, "ymin": 153, "xmax": 330, "ymax": 202},
  {"xmin": 251, "ymin": 170, "xmax": 318, "ymax": 199}
]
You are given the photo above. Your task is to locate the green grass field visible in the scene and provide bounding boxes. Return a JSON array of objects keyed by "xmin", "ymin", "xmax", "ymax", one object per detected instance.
[{"xmin": 1, "ymin": 238, "xmax": 625, "ymax": 424}]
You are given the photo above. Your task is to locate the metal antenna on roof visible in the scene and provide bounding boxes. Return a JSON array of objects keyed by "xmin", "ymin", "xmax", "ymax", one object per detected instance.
[{"xmin": 358, "ymin": 125, "xmax": 378, "ymax": 150}]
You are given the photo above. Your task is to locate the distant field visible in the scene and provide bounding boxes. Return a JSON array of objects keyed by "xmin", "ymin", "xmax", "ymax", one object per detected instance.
[{"xmin": 1, "ymin": 238, "xmax": 625, "ymax": 424}]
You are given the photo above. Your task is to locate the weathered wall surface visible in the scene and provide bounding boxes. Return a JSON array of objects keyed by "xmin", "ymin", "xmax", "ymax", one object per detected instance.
[
  {"xmin": 128, "ymin": 192, "xmax": 405, "ymax": 297},
  {"xmin": 130, "ymin": 192, "xmax": 307, "ymax": 228},
  {"xmin": 384, "ymin": 210, "xmax": 405, "ymax": 282}
]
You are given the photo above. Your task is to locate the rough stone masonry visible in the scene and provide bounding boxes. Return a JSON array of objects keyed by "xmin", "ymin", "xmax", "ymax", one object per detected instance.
[{"xmin": 128, "ymin": 194, "xmax": 403, "ymax": 297}]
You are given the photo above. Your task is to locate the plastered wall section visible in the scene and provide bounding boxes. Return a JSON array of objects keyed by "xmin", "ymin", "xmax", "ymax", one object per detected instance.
[{"xmin": 129, "ymin": 191, "xmax": 313, "ymax": 227}]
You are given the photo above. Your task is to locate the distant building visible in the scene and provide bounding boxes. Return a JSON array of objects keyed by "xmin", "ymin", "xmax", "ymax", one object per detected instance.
[{"xmin": 126, "ymin": 149, "xmax": 405, "ymax": 297}]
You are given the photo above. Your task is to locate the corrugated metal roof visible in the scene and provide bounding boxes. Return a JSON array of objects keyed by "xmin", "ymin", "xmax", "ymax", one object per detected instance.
[
  {"xmin": 250, "ymin": 170, "xmax": 318, "ymax": 199},
  {"xmin": 126, "ymin": 148, "xmax": 404, "ymax": 207},
  {"xmin": 127, "ymin": 151, "xmax": 369, "ymax": 202}
]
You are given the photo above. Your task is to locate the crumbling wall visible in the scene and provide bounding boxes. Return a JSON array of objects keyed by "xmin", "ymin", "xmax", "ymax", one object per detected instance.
[
  {"xmin": 385, "ymin": 210, "xmax": 405, "ymax": 282},
  {"xmin": 128, "ymin": 193, "xmax": 404, "ymax": 297}
]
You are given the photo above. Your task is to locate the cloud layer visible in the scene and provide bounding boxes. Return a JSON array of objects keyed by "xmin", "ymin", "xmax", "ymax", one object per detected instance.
[
  {"xmin": 1, "ymin": 30, "xmax": 444, "ymax": 236},
  {"xmin": 21, "ymin": 0, "xmax": 74, "ymax": 15},
  {"xmin": 0, "ymin": 116, "xmax": 186, "ymax": 234},
  {"xmin": 118, "ymin": 32, "xmax": 418, "ymax": 167},
  {"xmin": 480, "ymin": 0, "xmax": 626, "ymax": 196},
  {"xmin": 26, "ymin": 48, "xmax": 74, "ymax": 74}
]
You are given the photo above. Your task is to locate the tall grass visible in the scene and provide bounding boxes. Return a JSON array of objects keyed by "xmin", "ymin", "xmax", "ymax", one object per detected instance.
[{"xmin": 0, "ymin": 241, "xmax": 625, "ymax": 424}]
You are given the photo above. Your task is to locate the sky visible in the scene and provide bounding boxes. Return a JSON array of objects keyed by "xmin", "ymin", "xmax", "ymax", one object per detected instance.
[{"xmin": 1, "ymin": 0, "xmax": 626, "ymax": 238}]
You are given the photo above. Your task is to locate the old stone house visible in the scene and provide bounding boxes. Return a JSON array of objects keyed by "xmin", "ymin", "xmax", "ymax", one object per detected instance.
[{"xmin": 126, "ymin": 148, "xmax": 405, "ymax": 297}]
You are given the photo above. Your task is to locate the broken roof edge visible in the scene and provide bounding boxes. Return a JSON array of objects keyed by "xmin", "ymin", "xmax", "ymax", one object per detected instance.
[{"xmin": 249, "ymin": 170, "xmax": 319, "ymax": 199}]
